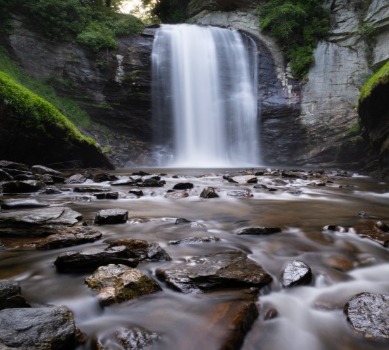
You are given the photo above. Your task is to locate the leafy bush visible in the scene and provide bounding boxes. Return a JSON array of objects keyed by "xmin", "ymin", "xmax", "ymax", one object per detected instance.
[
  {"xmin": 112, "ymin": 14, "xmax": 145, "ymax": 36},
  {"xmin": 148, "ymin": 0, "xmax": 190, "ymax": 23},
  {"xmin": 259, "ymin": 0, "xmax": 329, "ymax": 79},
  {"xmin": 77, "ymin": 22, "xmax": 118, "ymax": 52}
]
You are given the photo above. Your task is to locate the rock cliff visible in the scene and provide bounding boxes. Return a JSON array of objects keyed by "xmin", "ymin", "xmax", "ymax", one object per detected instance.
[{"xmin": 3, "ymin": 1, "xmax": 389, "ymax": 173}]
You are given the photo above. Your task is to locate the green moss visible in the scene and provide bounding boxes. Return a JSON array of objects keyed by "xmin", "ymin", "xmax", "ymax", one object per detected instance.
[
  {"xmin": 0, "ymin": 71, "xmax": 95, "ymax": 146},
  {"xmin": 0, "ymin": 47, "xmax": 91, "ymax": 128},
  {"xmin": 359, "ymin": 60, "xmax": 389, "ymax": 102}
]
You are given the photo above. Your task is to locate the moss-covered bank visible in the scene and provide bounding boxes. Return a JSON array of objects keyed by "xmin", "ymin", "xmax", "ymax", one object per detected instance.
[
  {"xmin": 358, "ymin": 61, "xmax": 389, "ymax": 178},
  {"xmin": 0, "ymin": 72, "xmax": 113, "ymax": 168}
]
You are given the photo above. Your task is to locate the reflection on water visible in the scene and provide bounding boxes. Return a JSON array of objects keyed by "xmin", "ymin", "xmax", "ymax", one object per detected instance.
[{"xmin": 0, "ymin": 168, "xmax": 388, "ymax": 350}]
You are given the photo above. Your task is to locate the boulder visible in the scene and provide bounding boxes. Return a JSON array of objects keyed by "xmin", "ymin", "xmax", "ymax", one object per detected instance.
[
  {"xmin": 246, "ymin": 177, "xmax": 258, "ymax": 184},
  {"xmin": 1, "ymin": 180, "xmax": 45, "ymax": 193},
  {"xmin": 95, "ymin": 326, "xmax": 160, "ymax": 350},
  {"xmin": 1, "ymin": 199, "xmax": 49, "ymax": 210},
  {"xmin": 31, "ymin": 165, "xmax": 62, "ymax": 176},
  {"xmin": 94, "ymin": 209, "xmax": 128, "ymax": 225},
  {"xmin": 200, "ymin": 187, "xmax": 219, "ymax": 198},
  {"xmin": 344, "ymin": 292, "xmax": 389, "ymax": 340},
  {"xmin": 0, "ymin": 281, "xmax": 29, "ymax": 310},
  {"xmin": 0, "ymin": 207, "xmax": 82, "ymax": 237},
  {"xmin": 353, "ymin": 221, "xmax": 389, "ymax": 247},
  {"xmin": 173, "ymin": 182, "xmax": 194, "ymax": 190},
  {"xmin": 237, "ymin": 227, "xmax": 282, "ymax": 236},
  {"xmin": 175, "ymin": 218, "xmax": 192, "ymax": 225},
  {"xmin": 282, "ymin": 260, "xmax": 312, "ymax": 287},
  {"xmin": 156, "ymin": 251, "xmax": 272, "ymax": 293},
  {"xmin": 129, "ymin": 189, "xmax": 144, "ymax": 197},
  {"xmin": 137, "ymin": 178, "xmax": 165, "ymax": 187},
  {"xmin": 55, "ymin": 239, "xmax": 170, "ymax": 273},
  {"xmin": 0, "ymin": 306, "xmax": 81, "ymax": 349},
  {"xmin": 33, "ymin": 226, "xmax": 102, "ymax": 250},
  {"xmin": 85, "ymin": 264, "xmax": 161, "ymax": 306}
]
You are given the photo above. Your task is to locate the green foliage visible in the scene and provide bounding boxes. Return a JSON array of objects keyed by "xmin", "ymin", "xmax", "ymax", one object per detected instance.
[
  {"xmin": 0, "ymin": 47, "xmax": 91, "ymax": 128},
  {"xmin": 359, "ymin": 60, "xmax": 389, "ymax": 102},
  {"xmin": 112, "ymin": 14, "xmax": 145, "ymax": 36},
  {"xmin": 0, "ymin": 71, "xmax": 95, "ymax": 146},
  {"xmin": 77, "ymin": 22, "xmax": 118, "ymax": 52},
  {"xmin": 146, "ymin": 0, "xmax": 189, "ymax": 23},
  {"xmin": 259, "ymin": 0, "xmax": 329, "ymax": 79}
]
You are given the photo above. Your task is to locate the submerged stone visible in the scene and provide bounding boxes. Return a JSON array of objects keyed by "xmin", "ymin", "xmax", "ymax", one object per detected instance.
[
  {"xmin": 168, "ymin": 236, "xmax": 221, "ymax": 245},
  {"xmin": 156, "ymin": 251, "xmax": 272, "ymax": 293},
  {"xmin": 227, "ymin": 190, "xmax": 253, "ymax": 198},
  {"xmin": 1, "ymin": 199, "xmax": 50, "ymax": 209},
  {"xmin": 344, "ymin": 292, "xmax": 389, "ymax": 340},
  {"xmin": 85, "ymin": 264, "xmax": 161, "ymax": 306}
]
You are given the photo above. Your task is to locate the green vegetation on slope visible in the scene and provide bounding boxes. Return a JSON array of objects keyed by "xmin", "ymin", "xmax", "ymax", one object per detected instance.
[
  {"xmin": 1, "ymin": 0, "xmax": 144, "ymax": 52},
  {"xmin": 0, "ymin": 71, "xmax": 95, "ymax": 146},
  {"xmin": 258, "ymin": 0, "xmax": 329, "ymax": 79},
  {"xmin": 0, "ymin": 71, "xmax": 112, "ymax": 167},
  {"xmin": 0, "ymin": 47, "xmax": 91, "ymax": 128},
  {"xmin": 359, "ymin": 61, "xmax": 389, "ymax": 102}
]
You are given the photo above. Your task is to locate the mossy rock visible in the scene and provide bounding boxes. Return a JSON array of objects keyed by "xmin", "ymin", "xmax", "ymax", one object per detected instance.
[
  {"xmin": 0, "ymin": 72, "xmax": 113, "ymax": 168},
  {"xmin": 358, "ymin": 61, "xmax": 389, "ymax": 178}
]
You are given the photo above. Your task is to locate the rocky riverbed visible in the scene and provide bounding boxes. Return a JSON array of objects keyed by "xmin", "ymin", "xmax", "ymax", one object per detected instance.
[{"xmin": 0, "ymin": 160, "xmax": 388, "ymax": 349}]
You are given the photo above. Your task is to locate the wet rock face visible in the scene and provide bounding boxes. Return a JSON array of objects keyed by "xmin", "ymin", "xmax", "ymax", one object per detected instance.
[
  {"xmin": 344, "ymin": 292, "xmax": 389, "ymax": 340},
  {"xmin": 282, "ymin": 260, "xmax": 312, "ymax": 287},
  {"xmin": 2, "ymin": 180, "xmax": 45, "ymax": 193},
  {"xmin": 0, "ymin": 306, "xmax": 80, "ymax": 349},
  {"xmin": 156, "ymin": 251, "xmax": 272, "ymax": 293},
  {"xmin": 85, "ymin": 264, "xmax": 161, "ymax": 306}
]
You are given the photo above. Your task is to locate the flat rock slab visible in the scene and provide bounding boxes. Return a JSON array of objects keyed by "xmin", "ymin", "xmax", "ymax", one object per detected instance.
[
  {"xmin": 0, "ymin": 281, "xmax": 29, "ymax": 310},
  {"xmin": 94, "ymin": 209, "xmax": 128, "ymax": 225},
  {"xmin": 344, "ymin": 292, "xmax": 389, "ymax": 340},
  {"xmin": 0, "ymin": 207, "xmax": 83, "ymax": 237},
  {"xmin": 55, "ymin": 239, "xmax": 171, "ymax": 273},
  {"xmin": 31, "ymin": 165, "xmax": 62, "ymax": 176},
  {"xmin": 282, "ymin": 260, "xmax": 312, "ymax": 287},
  {"xmin": 156, "ymin": 251, "xmax": 272, "ymax": 293},
  {"xmin": 85, "ymin": 264, "xmax": 161, "ymax": 306},
  {"xmin": 33, "ymin": 226, "xmax": 103, "ymax": 250},
  {"xmin": 1, "ymin": 199, "xmax": 50, "ymax": 209},
  {"xmin": 0, "ymin": 306, "xmax": 80, "ymax": 349}
]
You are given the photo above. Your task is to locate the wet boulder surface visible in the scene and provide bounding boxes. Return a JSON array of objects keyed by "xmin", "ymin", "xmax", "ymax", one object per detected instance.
[
  {"xmin": 156, "ymin": 251, "xmax": 272, "ymax": 293},
  {"xmin": 0, "ymin": 306, "xmax": 81, "ymax": 350},
  {"xmin": 344, "ymin": 293, "xmax": 389, "ymax": 340},
  {"xmin": 0, "ymin": 281, "xmax": 29, "ymax": 310},
  {"xmin": 282, "ymin": 260, "xmax": 312, "ymax": 287}
]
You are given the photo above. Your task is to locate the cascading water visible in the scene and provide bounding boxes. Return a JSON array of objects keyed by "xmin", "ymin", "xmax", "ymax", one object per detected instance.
[{"xmin": 152, "ymin": 24, "xmax": 260, "ymax": 167}]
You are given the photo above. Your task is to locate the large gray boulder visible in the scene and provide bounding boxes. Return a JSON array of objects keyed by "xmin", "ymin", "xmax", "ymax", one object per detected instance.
[
  {"xmin": 0, "ymin": 306, "xmax": 81, "ymax": 349},
  {"xmin": 0, "ymin": 281, "xmax": 29, "ymax": 310}
]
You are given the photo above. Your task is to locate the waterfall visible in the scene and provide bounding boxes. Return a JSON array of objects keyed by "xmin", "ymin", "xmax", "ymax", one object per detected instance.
[{"xmin": 152, "ymin": 24, "xmax": 260, "ymax": 167}]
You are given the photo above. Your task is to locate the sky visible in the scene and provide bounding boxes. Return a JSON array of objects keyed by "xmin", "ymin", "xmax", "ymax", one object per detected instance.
[{"xmin": 120, "ymin": 0, "xmax": 144, "ymax": 13}]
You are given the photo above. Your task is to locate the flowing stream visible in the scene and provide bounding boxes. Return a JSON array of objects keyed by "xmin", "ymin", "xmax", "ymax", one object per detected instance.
[
  {"xmin": 152, "ymin": 25, "xmax": 259, "ymax": 167},
  {"xmin": 0, "ymin": 169, "xmax": 388, "ymax": 349}
]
